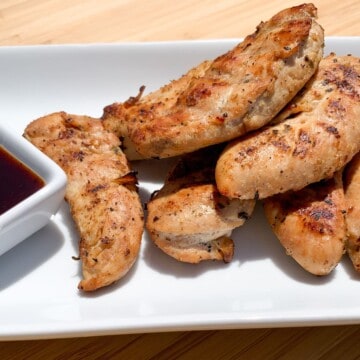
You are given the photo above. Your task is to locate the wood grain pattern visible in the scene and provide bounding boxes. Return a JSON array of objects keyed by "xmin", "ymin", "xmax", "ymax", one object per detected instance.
[
  {"xmin": 1, "ymin": 326, "xmax": 360, "ymax": 359},
  {"xmin": 0, "ymin": 0, "xmax": 359, "ymax": 46},
  {"xmin": 1, "ymin": 0, "xmax": 360, "ymax": 358}
]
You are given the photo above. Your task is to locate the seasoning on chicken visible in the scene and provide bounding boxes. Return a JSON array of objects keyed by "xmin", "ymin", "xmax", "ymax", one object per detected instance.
[
  {"xmin": 24, "ymin": 112, "xmax": 144, "ymax": 291},
  {"xmin": 216, "ymin": 54, "xmax": 360, "ymax": 200},
  {"xmin": 146, "ymin": 145, "xmax": 255, "ymax": 263},
  {"xmin": 264, "ymin": 172, "xmax": 347, "ymax": 275},
  {"xmin": 102, "ymin": 3, "xmax": 324, "ymax": 160}
]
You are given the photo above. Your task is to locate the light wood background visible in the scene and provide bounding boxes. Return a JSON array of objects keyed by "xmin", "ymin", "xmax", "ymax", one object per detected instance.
[{"xmin": 1, "ymin": 1, "xmax": 360, "ymax": 359}]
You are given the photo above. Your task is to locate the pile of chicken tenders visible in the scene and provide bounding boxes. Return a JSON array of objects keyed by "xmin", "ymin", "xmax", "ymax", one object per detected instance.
[{"xmin": 24, "ymin": 3, "xmax": 360, "ymax": 291}]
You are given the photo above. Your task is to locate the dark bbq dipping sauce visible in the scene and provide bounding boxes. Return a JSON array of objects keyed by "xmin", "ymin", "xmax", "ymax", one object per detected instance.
[{"xmin": 0, "ymin": 146, "xmax": 45, "ymax": 215}]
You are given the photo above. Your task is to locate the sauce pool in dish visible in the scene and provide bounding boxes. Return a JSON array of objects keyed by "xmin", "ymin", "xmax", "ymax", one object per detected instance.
[{"xmin": 0, "ymin": 146, "xmax": 44, "ymax": 215}]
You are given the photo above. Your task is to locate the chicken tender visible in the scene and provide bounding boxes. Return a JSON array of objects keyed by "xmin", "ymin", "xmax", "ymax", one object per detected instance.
[
  {"xmin": 103, "ymin": 3, "xmax": 323, "ymax": 160},
  {"xmin": 264, "ymin": 172, "xmax": 347, "ymax": 275},
  {"xmin": 343, "ymin": 152, "xmax": 360, "ymax": 272},
  {"xmin": 146, "ymin": 145, "xmax": 255, "ymax": 263},
  {"xmin": 24, "ymin": 112, "xmax": 144, "ymax": 291},
  {"xmin": 216, "ymin": 54, "xmax": 360, "ymax": 200}
]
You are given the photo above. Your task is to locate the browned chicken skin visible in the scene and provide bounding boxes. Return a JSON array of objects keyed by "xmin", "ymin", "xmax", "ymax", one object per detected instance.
[
  {"xmin": 24, "ymin": 112, "xmax": 144, "ymax": 291},
  {"xmin": 216, "ymin": 54, "xmax": 360, "ymax": 200},
  {"xmin": 264, "ymin": 172, "xmax": 347, "ymax": 275},
  {"xmin": 103, "ymin": 4, "xmax": 323, "ymax": 160},
  {"xmin": 146, "ymin": 145, "xmax": 255, "ymax": 263}
]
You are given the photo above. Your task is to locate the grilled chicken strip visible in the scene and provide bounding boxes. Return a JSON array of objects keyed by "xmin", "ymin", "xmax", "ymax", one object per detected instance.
[
  {"xmin": 216, "ymin": 54, "xmax": 360, "ymax": 200},
  {"xmin": 146, "ymin": 145, "xmax": 255, "ymax": 263},
  {"xmin": 264, "ymin": 172, "xmax": 347, "ymax": 275},
  {"xmin": 24, "ymin": 112, "xmax": 144, "ymax": 291},
  {"xmin": 343, "ymin": 152, "xmax": 360, "ymax": 272},
  {"xmin": 103, "ymin": 3, "xmax": 323, "ymax": 160}
]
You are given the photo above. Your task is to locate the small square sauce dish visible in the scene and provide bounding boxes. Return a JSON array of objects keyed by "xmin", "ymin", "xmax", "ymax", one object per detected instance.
[{"xmin": 0, "ymin": 123, "xmax": 67, "ymax": 256}]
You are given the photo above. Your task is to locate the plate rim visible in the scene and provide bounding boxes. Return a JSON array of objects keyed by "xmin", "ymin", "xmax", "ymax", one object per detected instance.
[{"xmin": 0, "ymin": 36, "xmax": 360, "ymax": 340}]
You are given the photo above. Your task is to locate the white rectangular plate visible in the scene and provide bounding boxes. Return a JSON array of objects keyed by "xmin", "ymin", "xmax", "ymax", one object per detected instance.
[{"xmin": 0, "ymin": 37, "xmax": 359, "ymax": 340}]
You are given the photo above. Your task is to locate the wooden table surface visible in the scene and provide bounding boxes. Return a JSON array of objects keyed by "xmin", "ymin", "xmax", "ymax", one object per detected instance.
[{"xmin": 1, "ymin": 1, "xmax": 360, "ymax": 359}]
